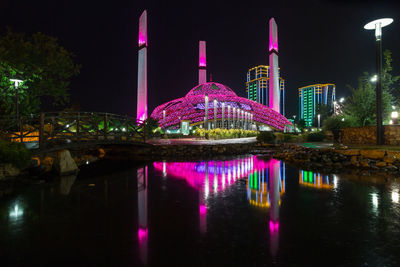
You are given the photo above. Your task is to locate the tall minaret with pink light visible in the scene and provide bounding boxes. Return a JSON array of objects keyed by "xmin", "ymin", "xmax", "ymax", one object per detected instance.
[
  {"xmin": 199, "ymin": 41, "xmax": 207, "ymax": 85},
  {"xmin": 268, "ymin": 18, "xmax": 280, "ymax": 114},
  {"xmin": 137, "ymin": 10, "xmax": 148, "ymax": 123}
]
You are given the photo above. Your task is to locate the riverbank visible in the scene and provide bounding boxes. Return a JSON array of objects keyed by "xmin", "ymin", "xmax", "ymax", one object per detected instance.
[{"xmin": 272, "ymin": 143, "xmax": 400, "ymax": 175}]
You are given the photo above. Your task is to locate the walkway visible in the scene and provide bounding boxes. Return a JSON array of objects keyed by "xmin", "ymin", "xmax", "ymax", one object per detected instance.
[{"xmin": 147, "ymin": 137, "xmax": 257, "ymax": 145}]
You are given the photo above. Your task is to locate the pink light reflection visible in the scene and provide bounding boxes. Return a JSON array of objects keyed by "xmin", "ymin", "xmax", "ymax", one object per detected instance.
[
  {"xmin": 199, "ymin": 204, "xmax": 207, "ymax": 215},
  {"xmin": 269, "ymin": 220, "xmax": 279, "ymax": 232},
  {"xmin": 138, "ymin": 227, "xmax": 148, "ymax": 242},
  {"xmin": 153, "ymin": 156, "xmax": 268, "ymax": 195}
]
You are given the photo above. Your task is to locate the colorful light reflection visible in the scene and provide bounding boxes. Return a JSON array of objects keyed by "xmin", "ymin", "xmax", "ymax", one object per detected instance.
[
  {"xmin": 154, "ymin": 156, "xmax": 268, "ymax": 196},
  {"xmin": 299, "ymin": 170, "xmax": 334, "ymax": 189},
  {"xmin": 269, "ymin": 220, "xmax": 279, "ymax": 232},
  {"xmin": 247, "ymin": 160, "xmax": 285, "ymax": 208}
]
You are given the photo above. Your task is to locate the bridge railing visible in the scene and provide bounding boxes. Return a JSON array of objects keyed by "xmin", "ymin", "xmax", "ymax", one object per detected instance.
[{"xmin": 0, "ymin": 112, "xmax": 146, "ymax": 149}]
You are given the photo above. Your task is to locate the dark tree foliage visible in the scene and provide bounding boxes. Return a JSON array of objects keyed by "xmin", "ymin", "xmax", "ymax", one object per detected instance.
[
  {"xmin": 0, "ymin": 28, "xmax": 81, "ymax": 118},
  {"xmin": 343, "ymin": 50, "xmax": 398, "ymax": 126}
]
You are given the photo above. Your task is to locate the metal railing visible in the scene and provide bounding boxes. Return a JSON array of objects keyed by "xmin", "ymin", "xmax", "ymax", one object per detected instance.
[{"xmin": 0, "ymin": 112, "xmax": 146, "ymax": 149}]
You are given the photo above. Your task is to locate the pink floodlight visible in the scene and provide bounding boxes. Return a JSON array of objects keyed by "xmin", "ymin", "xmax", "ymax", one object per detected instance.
[
  {"xmin": 199, "ymin": 41, "xmax": 206, "ymax": 67},
  {"xmin": 268, "ymin": 18, "xmax": 278, "ymax": 52},
  {"xmin": 199, "ymin": 41, "xmax": 207, "ymax": 85},
  {"xmin": 138, "ymin": 10, "xmax": 147, "ymax": 47}
]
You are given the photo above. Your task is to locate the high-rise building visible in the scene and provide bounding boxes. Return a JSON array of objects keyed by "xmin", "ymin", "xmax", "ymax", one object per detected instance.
[
  {"xmin": 245, "ymin": 65, "xmax": 285, "ymax": 116},
  {"xmin": 298, "ymin": 83, "xmax": 336, "ymax": 127}
]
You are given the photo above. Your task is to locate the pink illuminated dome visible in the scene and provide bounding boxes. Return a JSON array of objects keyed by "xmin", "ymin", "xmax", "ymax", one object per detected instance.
[{"xmin": 150, "ymin": 82, "xmax": 291, "ymax": 130}]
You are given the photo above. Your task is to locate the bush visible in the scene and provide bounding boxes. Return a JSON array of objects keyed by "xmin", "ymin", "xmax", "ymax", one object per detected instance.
[
  {"xmin": 306, "ymin": 131, "xmax": 326, "ymax": 142},
  {"xmin": 0, "ymin": 140, "xmax": 31, "ymax": 169},
  {"xmin": 257, "ymin": 131, "xmax": 276, "ymax": 143},
  {"xmin": 194, "ymin": 128, "xmax": 258, "ymax": 140}
]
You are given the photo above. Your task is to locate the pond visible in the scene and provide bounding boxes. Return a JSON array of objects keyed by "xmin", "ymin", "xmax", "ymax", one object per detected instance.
[{"xmin": 1, "ymin": 155, "xmax": 400, "ymax": 266}]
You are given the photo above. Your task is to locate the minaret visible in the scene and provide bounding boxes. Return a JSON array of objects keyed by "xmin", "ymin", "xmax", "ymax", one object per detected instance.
[
  {"xmin": 137, "ymin": 10, "xmax": 148, "ymax": 123},
  {"xmin": 199, "ymin": 41, "xmax": 207, "ymax": 85},
  {"xmin": 268, "ymin": 18, "xmax": 280, "ymax": 114}
]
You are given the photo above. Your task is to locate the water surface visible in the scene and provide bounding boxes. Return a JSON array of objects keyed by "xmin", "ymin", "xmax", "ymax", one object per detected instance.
[{"xmin": 1, "ymin": 156, "xmax": 400, "ymax": 266}]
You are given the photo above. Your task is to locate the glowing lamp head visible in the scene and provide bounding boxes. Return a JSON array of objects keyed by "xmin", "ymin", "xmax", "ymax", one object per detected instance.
[
  {"xmin": 10, "ymin": 79, "xmax": 23, "ymax": 87},
  {"xmin": 391, "ymin": 111, "xmax": 398, "ymax": 119},
  {"xmin": 364, "ymin": 18, "xmax": 393, "ymax": 40}
]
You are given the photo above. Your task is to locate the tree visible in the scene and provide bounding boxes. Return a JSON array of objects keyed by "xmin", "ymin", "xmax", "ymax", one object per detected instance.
[
  {"xmin": 323, "ymin": 115, "xmax": 350, "ymax": 143},
  {"xmin": 344, "ymin": 50, "xmax": 396, "ymax": 126},
  {"xmin": 0, "ymin": 28, "xmax": 81, "ymax": 118},
  {"xmin": 312, "ymin": 103, "xmax": 332, "ymax": 127},
  {"xmin": 297, "ymin": 119, "xmax": 306, "ymax": 133}
]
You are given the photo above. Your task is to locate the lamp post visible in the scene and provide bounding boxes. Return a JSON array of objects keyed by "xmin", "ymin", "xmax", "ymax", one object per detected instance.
[
  {"xmin": 204, "ymin": 94, "xmax": 209, "ymax": 130},
  {"xmin": 227, "ymin": 105, "xmax": 231, "ymax": 129},
  {"xmin": 162, "ymin": 109, "xmax": 166, "ymax": 129},
  {"xmin": 241, "ymin": 110, "xmax": 244, "ymax": 129},
  {"xmin": 10, "ymin": 79, "xmax": 23, "ymax": 121},
  {"xmin": 221, "ymin": 102, "xmax": 225, "ymax": 129},
  {"xmin": 213, "ymin": 99, "xmax": 217, "ymax": 129},
  {"xmin": 364, "ymin": 18, "xmax": 393, "ymax": 145},
  {"xmin": 391, "ymin": 111, "xmax": 398, "ymax": 125},
  {"xmin": 232, "ymin": 107, "xmax": 236, "ymax": 129}
]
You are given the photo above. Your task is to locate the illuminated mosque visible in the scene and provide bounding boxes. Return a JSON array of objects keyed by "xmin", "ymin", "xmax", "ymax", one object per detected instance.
[{"xmin": 136, "ymin": 11, "xmax": 291, "ymax": 130}]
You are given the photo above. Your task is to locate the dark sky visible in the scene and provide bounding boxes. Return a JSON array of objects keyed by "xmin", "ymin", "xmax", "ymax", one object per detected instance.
[{"xmin": 1, "ymin": 0, "xmax": 400, "ymax": 118}]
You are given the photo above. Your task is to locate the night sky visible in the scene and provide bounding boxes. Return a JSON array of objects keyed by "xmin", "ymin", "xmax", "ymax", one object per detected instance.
[{"xmin": 1, "ymin": 0, "xmax": 400, "ymax": 118}]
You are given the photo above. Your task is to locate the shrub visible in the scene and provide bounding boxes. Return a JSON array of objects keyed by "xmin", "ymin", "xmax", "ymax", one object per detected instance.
[
  {"xmin": 0, "ymin": 140, "xmax": 31, "ymax": 169},
  {"xmin": 306, "ymin": 131, "xmax": 326, "ymax": 142},
  {"xmin": 257, "ymin": 131, "xmax": 276, "ymax": 143}
]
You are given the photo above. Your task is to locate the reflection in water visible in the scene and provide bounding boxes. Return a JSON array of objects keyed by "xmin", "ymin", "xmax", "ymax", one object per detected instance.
[
  {"xmin": 9, "ymin": 204, "xmax": 23, "ymax": 219},
  {"xmin": 59, "ymin": 175, "xmax": 77, "ymax": 195},
  {"xmin": 246, "ymin": 159, "xmax": 285, "ymax": 208},
  {"xmin": 154, "ymin": 156, "xmax": 286, "ymax": 257},
  {"xmin": 299, "ymin": 170, "xmax": 335, "ymax": 189},
  {"xmin": 137, "ymin": 166, "xmax": 148, "ymax": 265}
]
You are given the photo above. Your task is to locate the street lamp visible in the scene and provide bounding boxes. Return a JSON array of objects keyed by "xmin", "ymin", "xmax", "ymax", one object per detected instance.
[
  {"xmin": 317, "ymin": 114, "xmax": 321, "ymax": 130},
  {"xmin": 213, "ymin": 99, "xmax": 217, "ymax": 129},
  {"xmin": 370, "ymin": 75, "xmax": 378, "ymax": 82},
  {"xmin": 391, "ymin": 111, "xmax": 398, "ymax": 125},
  {"xmin": 204, "ymin": 94, "xmax": 209, "ymax": 130},
  {"xmin": 364, "ymin": 18, "xmax": 393, "ymax": 145},
  {"xmin": 339, "ymin": 97, "xmax": 345, "ymax": 103},
  {"xmin": 10, "ymin": 79, "xmax": 23, "ymax": 121}
]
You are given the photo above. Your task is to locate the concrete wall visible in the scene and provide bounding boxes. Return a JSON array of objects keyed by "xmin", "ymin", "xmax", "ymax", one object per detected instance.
[{"xmin": 341, "ymin": 125, "xmax": 400, "ymax": 145}]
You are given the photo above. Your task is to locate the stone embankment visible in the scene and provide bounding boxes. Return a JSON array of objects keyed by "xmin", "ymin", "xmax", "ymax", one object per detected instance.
[
  {"xmin": 104, "ymin": 143, "xmax": 256, "ymax": 161},
  {"xmin": 273, "ymin": 143, "xmax": 400, "ymax": 174}
]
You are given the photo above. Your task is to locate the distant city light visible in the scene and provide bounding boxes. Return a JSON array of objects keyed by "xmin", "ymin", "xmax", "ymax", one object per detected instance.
[
  {"xmin": 371, "ymin": 193, "xmax": 379, "ymax": 208},
  {"xmin": 392, "ymin": 191, "xmax": 399, "ymax": 204},
  {"xmin": 9, "ymin": 204, "xmax": 23, "ymax": 218}
]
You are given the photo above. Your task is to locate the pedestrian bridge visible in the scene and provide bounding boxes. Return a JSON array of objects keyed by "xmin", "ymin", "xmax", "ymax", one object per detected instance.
[{"xmin": 0, "ymin": 111, "xmax": 149, "ymax": 151}]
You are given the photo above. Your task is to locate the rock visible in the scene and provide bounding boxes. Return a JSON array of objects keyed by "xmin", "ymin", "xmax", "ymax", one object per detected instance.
[
  {"xmin": 383, "ymin": 156, "xmax": 396, "ymax": 164},
  {"xmin": 360, "ymin": 150, "xmax": 385, "ymax": 160},
  {"xmin": 359, "ymin": 158, "xmax": 370, "ymax": 168},
  {"xmin": 335, "ymin": 149, "xmax": 360, "ymax": 156},
  {"xmin": 386, "ymin": 151, "xmax": 400, "ymax": 160},
  {"xmin": 376, "ymin": 161, "xmax": 387, "ymax": 167},
  {"xmin": 42, "ymin": 156, "xmax": 54, "ymax": 172},
  {"xmin": 53, "ymin": 150, "xmax": 79, "ymax": 176},
  {"xmin": 0, "ymin": 163, "xmax": 20, "ymax": 179}
]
